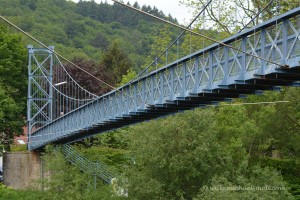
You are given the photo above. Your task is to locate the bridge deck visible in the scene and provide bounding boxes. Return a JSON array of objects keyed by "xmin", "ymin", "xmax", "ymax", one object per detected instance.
[{"xmin": 29, "ymin": 7, "xmax": 300, "ymax": 150}]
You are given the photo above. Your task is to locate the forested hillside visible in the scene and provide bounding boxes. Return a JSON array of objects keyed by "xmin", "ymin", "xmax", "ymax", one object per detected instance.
[
  {"xmin": 0, "ymin": 0, "xmax": 178, "ymax": 68},
  {"xmin": 0, "ymin": 0, "xmax": 183, "ymax": 142},
  {"xmin": 0, "ymin": 0, "xmax": 300, "ymax": 199},
  {"xmin": 0, "ymin": 0, "xmax": 217, "ymax": 142}
]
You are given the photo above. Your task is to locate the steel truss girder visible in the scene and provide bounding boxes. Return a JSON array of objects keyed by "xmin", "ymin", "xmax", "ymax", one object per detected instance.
[
  {"xmin": 29, "ymin": 7, "xmax": 300, "ymax": 150},
  {"xmin": 27, "ymin": 45, "xmax": 54, "ymax": 150}
]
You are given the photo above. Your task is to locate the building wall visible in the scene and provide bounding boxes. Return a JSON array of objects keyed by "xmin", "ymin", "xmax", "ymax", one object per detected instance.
[
  {"xmin": 13, "ymin": 126, "xmax": 28, "ymax": 145},
  {"xmin": 3, "ymin": 151, "xmax": 42, "ymax": 189}
]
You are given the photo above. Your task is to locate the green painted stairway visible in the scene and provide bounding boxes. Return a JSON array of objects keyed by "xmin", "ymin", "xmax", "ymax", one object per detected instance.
[{"xmin": 59, "ymin": 144, "xmax": 114, "ymax": 184}]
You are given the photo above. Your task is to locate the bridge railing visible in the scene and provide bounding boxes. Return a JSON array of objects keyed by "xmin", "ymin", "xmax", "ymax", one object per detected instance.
[
  {"xmin": 29, "ymin": 7, "xmax": 300, "ymax": 150},
  {"xmin": 59, "ymin": 144, "xmax": 114, "ymax": 184}
]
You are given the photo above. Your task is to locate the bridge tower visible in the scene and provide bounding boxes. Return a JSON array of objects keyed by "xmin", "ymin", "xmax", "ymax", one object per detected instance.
[{"xmin": 27, "ymin": 45, "xmax": 54, "ymax": 150}]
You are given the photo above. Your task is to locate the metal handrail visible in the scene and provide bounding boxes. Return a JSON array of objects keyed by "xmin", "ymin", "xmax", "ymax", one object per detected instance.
[{"xmin": 56, "ymin": 144, "xmax": 115, "ymax": 184}]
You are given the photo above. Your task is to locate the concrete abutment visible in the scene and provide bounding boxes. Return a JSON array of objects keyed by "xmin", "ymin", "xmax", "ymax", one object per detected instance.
[{"xmin": 3, "ymin": 151, "xmax": 44, "ymax": 189}]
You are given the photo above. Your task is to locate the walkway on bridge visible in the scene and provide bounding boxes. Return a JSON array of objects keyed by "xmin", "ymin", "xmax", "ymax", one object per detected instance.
[{"xmin": 27, "ymin": 6, "xmax": 300, "ymax": 150}]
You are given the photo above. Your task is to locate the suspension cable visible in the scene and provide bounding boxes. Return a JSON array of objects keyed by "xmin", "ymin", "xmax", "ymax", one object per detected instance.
[
  {"xmin": 32, "ymin": 54, "xmax": 93, "ymax": 102},
  {"xmin": 125, "ymin": 0, "xmax": 213, "ymax": 84},
  {"xmin": 238, "ymin": 0, "xmax": 275, "ymax": 33},
  {"xmin": 56, "ymin": 55, "xmax": 98, "ymax": 98},
  {"xmin": 0, "ymin": 16, "xmax": 121, "ymax": 97},
  {"xmin": 0, "ymin": 15, "xmax": 154, "ymax": 107},
  {"xmin": 111, "ymin": 0, "xmax": 285, "ymax": 68}
]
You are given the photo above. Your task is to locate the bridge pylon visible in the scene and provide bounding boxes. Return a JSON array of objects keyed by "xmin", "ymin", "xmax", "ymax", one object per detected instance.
[{"xmin": 27, "ymin": 45, "xmax": 54, "ymax": 150}]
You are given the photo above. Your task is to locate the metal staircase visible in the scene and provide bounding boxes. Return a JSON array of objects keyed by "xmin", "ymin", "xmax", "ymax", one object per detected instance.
[{"xmin": 58, "ymin": 144, "xmax": 114, "ymax": 184}]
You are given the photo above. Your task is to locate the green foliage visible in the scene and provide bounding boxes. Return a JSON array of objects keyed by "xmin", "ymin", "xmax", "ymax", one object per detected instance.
[
  {"xmin": 196, "ymin": 166, "xmax": 293, "ymax": 200},
  {"xmin": 76, "ymin": 145, "xmax": 129, "ymax": 174},
  {"xmin": 258, "ymin": 158, "xmax": 297, "ymax": 175},
  {"xmin": 41, "ymin": 145, "xmax": 117, "ymax": 200},
  {"xmin": 10, "ymin": 145, "xmax": 27, "ymax": 152},
  {"xmin": 90, "ymin": 32, "xmax": 109, "ymax": 49},
  {"xmin": 75, "ymin": 130, "xmax": 130, "ymax": 174},
  {"xmin": 143, "ymin": 26, "xmax": 175, "ymax": 70},
  {"xmin": 64, "ymin": 58, "xmax": 113, "ymax": 96},
  {"xmin": 116, "ymin": 90, "xmax": 300, "ymax": 199},
  {"xmin": 118, "ymin": 69, "xmax": 137, "ymax": 86},
  {"xmin": 101, "ymin": 42, "xmax": 133, "ymax": 85},
  {"xmin": 122, "ymin": 108, "xmax": 246, "ymax": 199},
  {"xmin": 0, "ymin": 183, "xmax": 47, "ymax": 200},
  {"xmin": 0, "ymin": 24, "xmax": 27, "ymax": 104},
  {"xmin": 75, "ymin": 1, "xmax": 178, "ymax": 26},
  {"xmin": 0, "ymin": 1, "xmax": 299, "ymax": 199},
  {"xmin": 0, "ymin": 85, "xmax": 21, "ymax": 134},
  {"xmin": 0, "ymin": 24, "xmax": 26, "ymax": 149},
  {"xmin": 0, "ymin": 146, "xmax": 126, "ymax": 200},
  {"xmin": 182, "ymin": 0, "xmax": 300, "ymax": 34},
  {"xmin": 258, "ymin": 157, "xmax": 300, "ymax": 198},
  {"xmin": 0, "ymin": 0, "xmax": 177, "ymax": 65}
]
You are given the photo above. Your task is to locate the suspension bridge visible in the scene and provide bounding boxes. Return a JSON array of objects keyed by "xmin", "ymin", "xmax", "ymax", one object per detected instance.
[{"xmin": 26, "ymin": 6, "xmax": 300, "ymax": 151}]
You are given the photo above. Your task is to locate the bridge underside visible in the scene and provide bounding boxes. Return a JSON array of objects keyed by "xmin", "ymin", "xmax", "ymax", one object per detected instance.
[
  {"xmin": 53, "ymin": 67, "xmax": 300, "ymax": 146},
  {"xmin": 29, "ymin": 7, "xmax": 300, "ymax": 150}
]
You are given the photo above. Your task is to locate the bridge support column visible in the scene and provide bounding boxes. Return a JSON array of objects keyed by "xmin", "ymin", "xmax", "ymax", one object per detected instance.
[
  {"xmin": 3, "ymin": 151, "xmax": 45, "ymax": 189},
  {"xmin": 27, "ymin": 45, "xmax": 54, "ymax": 150}
]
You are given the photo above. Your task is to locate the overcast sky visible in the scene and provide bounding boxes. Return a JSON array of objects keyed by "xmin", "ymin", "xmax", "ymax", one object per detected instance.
[{"xmin": 71, "ymin": 0, "xmax": 195, "ymax": 24}]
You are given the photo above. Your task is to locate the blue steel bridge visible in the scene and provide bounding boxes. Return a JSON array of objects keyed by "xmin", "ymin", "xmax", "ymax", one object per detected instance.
[{"xmin": 28, "ymin": 7, "xmax": 300, "ymax": 151}]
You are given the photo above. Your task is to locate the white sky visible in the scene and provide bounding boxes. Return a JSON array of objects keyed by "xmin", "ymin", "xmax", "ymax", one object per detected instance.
[{"xmin": 71, "ymin": 0, "xmax": 195, "ymax": 24}]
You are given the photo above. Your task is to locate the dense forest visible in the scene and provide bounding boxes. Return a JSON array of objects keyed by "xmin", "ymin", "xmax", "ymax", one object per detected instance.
[
  {"xmin": 0, "ymin": 0, "xmax": 179, "ymax": 68},
  {"xmin": 0, "ymin": 0, "xmax": 300, "ymax": 199},
  {"xmin": 0, "ymin": 0, "xmax": 187, "ymax": 143}
]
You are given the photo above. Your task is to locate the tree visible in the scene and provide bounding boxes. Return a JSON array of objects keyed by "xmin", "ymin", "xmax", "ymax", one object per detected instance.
[
  {"xmin": 90, "ymin": 32, "xmax": 109, "ymax": 49},
  {"xmin": 142, "ymin": 25, "xmax": 176, "ymax": 71},
  {"xmin": 118, "ymin": 69, "xmax": 137, "ymax": 86},
  {"xmin": 181, "ymin": 0, "xmax": 300, "ymax": 35},
  {"xmin": 122, "ymin": 108, "xmax": 259, "ymax": 199},
  {"xmin": 133, "ymin": 1, "xmax": 140, "ymax": 9},
  {"xmin": 0, "ymin": 24, "xmax": 27, "ymax": 149},
  {"xmin": 120, "ymin": 95, "xmax": 299, "ymax": 199},
  {"xmin": 42, "ymin": 146, "xmax": 107, "ymax": 200},
  {"xmin": 101, "ymin": 42, "xmax": 133, "ymax": 85},
  {"xmin": 0, "ymin": 24, "xmax": 27, "ymax": 101},
  {"xmin": 196, "ymin": 166, "xmax": 293, "ymax": 200},
  {"xmin": 63, "ymin": 58, "xmax": 112, "ymax": 96},
  {"xmin": 0, "ymin": 85, "xmax": 22, "ymax": 151}
]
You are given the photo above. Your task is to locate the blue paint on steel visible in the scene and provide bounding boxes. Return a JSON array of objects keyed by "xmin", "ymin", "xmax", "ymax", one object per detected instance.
[
  {"xmin": 27, "ymin": 46, "xmax": 54, "ymax": 149},
  {"xmin": 59, "ymin": 144, "xmax": 114, "ymax": 184},
  {"xmin": 28, "ymin": 7, "xmax": 300, "ymax": 150}
]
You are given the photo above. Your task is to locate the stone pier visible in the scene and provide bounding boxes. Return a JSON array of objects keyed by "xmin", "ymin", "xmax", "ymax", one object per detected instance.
[{"xmin": 3, "ymin": 151, "xmax": 43, "ymax": 189}]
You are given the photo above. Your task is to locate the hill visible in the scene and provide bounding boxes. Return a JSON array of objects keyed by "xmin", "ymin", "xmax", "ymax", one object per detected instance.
[{"xmin": 0, "ymin": 0, "xmax": 178, "ymax": 69}]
